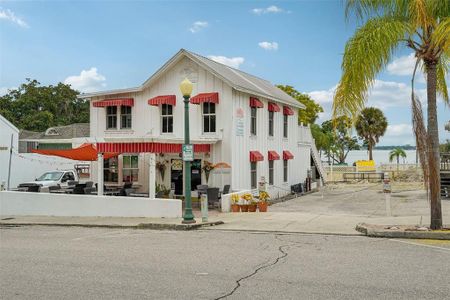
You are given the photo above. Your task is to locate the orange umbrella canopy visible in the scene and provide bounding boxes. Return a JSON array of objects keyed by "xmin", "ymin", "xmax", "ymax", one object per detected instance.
[{"xmin": 32, "ymin": 143, "xmax": 118, "ymax": 161}]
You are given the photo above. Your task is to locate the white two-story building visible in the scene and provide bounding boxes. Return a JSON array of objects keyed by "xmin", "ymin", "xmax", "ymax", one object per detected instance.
[{"xmin": 80, "ymin": 49, "xmax": 323, "ymax": 198}]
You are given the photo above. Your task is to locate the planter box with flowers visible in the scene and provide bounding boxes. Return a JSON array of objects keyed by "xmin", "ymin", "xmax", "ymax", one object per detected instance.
[
  {"xmin": 230, "ymin": 194, "xmax": 240, "ymax": 212},
  {"xmin": 240, "ymin": 193, "xmax": 253, "ymax": 212},
  {"xmin": 257, "ymin": 191, "xmax": 270, "ymax": 212}
]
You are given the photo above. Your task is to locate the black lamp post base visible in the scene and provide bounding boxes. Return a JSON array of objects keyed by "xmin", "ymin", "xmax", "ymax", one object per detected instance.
[{"xmin": 182, "ymin": 219, "xmax": 196, "ymax": 224}]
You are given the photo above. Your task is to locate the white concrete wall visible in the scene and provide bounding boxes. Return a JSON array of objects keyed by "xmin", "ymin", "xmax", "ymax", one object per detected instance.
[
  {"xmin": 0, "ymin": 115, "xmax": 19, "ymax": 189},
  {"xmin": 0, "ymin": 191, "xmax": 182, "ymax": 218}
]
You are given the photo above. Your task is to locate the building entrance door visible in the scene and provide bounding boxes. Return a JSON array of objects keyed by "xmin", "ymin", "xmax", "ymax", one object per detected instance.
[{"xmin": 170, "ymin": 159, "xmax": 202, "ymax": 195}]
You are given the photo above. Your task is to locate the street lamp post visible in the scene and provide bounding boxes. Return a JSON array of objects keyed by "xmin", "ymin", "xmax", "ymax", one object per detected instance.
[{"xmin": 180, "ymin": 78, "xmax": 196, "ymax": 224}]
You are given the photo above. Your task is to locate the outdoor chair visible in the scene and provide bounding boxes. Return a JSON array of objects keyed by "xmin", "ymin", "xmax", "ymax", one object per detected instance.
[
  {"xmin": 73, "ymin": 183, "xmax": 87, "ymax": 194},
  {"xmin": 206, "ymin": 187, "xmax": 220, "ymax": 209},
  {"xmin": 27, "ymin": 185, "xmax": 40, "ymax": 192},
  {"xmin": 219, "ymin": 184, "xmax": 230, "ymax": 199},
  {"xmin": 85, "ymin": 181, "xmax": 94, "ymax": 188},
  {"xmin": 84, "ymin": 187, "xmax": 97, "ymax": 194},
  {"xmin": 119, "ymin": 182, "xmax": 133, "ymax": 196}
]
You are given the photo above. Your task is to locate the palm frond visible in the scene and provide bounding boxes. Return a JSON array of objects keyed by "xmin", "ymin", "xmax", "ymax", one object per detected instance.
[
  {"xmin": 408, "ymin": 0, "xmax": 435, "ymax": 29},
  {"xmin": 345, "ymin": 0, "xmax": 409, "ymax": 21},
  {"xmin": 431, "ymin": 17, "xmax": 450, "ymax": 54},
  {"xmin": 436, "ymin": 55, "xmax": 449, "ymax": 105},
  {"xmin": 333, "ymin": 16, "xmax": 411, "ymax": 118},
  {"xmin": 411, "ymin": 94, "xmax": 429, "ymax": 195}
]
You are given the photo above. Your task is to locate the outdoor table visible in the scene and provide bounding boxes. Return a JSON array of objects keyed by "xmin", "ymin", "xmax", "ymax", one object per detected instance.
[
  {"xmin": 104, "ymin": 191, "xmax": 120, "ymax": 196},
  {"xmin": 129, "ymin": 192, "xmax": 149, "ymax": 198}
]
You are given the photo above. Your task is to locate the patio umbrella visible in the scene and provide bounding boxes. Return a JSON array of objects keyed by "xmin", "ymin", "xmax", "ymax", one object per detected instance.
[
  {"xmin": 32, "ymin": 143, "xmax": 118, "ymax": 161},
  {"xmin": 213, "ymin": 162, "xmax": 231, "ymax": 189}
]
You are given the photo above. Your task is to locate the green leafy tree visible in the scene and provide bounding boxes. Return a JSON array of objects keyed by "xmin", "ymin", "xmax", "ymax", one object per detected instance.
[
  {"xmin": 0, "ymin": 79, "xmax": 88, "ymax": 131},
  {"xmin": 322, "ymin": 116, "xmax": 360, "ymax": 164},
  {"xmin": 355, "ymin": 107, "xmax": 388, "ymax": 161},
  {"xmin": 277, "ymin": 85, "xmax": 323, "ymax": 124},
  {"xmin": 333, "ymin": 1, "xmax": 449, "ymax": 229},
  {"xmin": 311, "ymin": 123, "xmax": 333, "ymax": 161},
  {"xmin": 389, "ymin": 148, "xmax": 407, "ymax": 169}
]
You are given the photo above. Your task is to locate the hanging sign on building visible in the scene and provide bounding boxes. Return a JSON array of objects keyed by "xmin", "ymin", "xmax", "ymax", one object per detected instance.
[
  {"xmin": 235, "ymin": 108, "xmax": 245, "ymax": 137},
  {"xmin": 182, "ymin": 144, "xmax": 194, "ymax": 161}
]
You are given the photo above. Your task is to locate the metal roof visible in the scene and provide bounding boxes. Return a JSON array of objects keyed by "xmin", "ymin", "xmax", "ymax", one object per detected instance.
[
  {"xmin": 79, "ymin": 49, "xmax": 305, "ymax": 109},
  {"xmin": 19, "ymin": 123, "xmax": 90, "ymax": 141}
]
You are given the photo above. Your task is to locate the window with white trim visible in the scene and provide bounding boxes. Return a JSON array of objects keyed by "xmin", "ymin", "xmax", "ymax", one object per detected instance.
[
  {"xmin": 250, "ymin": 107, "xmax": 257, "ymax": 135},
  {"xmin": 203, "ymin": 102, "xmax": 216, "ymax": 133},
  {"xmin": 268, "ymin": 111, "xmax": 274, "ymax": 136},
  {"xmin": 269, "ymin": 160, "xmax": 274, "ymax": 185},
  {"xmin": 283, "ymin": 160, "xmax": 288, "ymax": 182},
  {"xmin": 121, "ymin": 106, "xmax": 132, "ymax": 129},
  {"xmin": 161, "ymin": 104, "xmax": 173, "ymax": 133},
  {"xmin": 250, "ymin": 162, "xmax": 257, "ymax": 189},
  {"xmin": 106, "ymin": 106, "xmax": 117, "ymax": 129},
  {"xmin": 283, "ymin": 115, "xmax": 288, "ymax": 138},
  {"xmin": 104, "ymin": 157, "xmax": 118, "ymax": 183},
  {"xmin": 122, "ymin": 154, "xmax": 139, "ymax": 183}
]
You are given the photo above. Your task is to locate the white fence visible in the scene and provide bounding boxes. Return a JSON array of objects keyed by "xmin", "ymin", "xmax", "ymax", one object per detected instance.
[{"xmin": 0, "ymin": 191, "xmax": 182, "ymax": 218}]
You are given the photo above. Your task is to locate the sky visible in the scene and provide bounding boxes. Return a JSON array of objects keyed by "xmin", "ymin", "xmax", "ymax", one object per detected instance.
[{"xmin": 0, "ymin": 0, "xmax": 449, "ymax": 146}]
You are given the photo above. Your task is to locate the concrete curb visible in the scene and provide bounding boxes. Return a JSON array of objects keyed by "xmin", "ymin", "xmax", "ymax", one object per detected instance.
[
  {"xmin": 356, "ymin": 223, "xmax": 450, "ymax": 240},
  {"xmin": 200, "ymin": 228, "xmax": 364, "ymax": 237},
  {"xmin": 0, "ymin": 221, "xmax": 224, "ymax": 231}
]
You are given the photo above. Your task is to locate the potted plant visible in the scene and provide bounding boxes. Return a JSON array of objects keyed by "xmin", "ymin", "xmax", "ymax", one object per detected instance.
[
  {"xmin": 230, "ymin": 194, "xmax": 240, "ymax": 212},
  {"xmin": 156, "ymin": 183, "xmax": 170, "ymax": 198},
  {"xmin": 156, "ymin": 160, "xmax": 168, "ymax": 181},
  {"xmin": 248, "ymin": 197, "xmax": 257, "ymax": 212},
  {"xmin": 258, "ymin": 191, "xmax": 270, "ymax": 212},
  {"xmin": 201, "ymin": 161, "xmax": 215, "ymax": 183},
  {"xmin": 240, "ymin": 193, "xmax": 252, "ymax": 212}
]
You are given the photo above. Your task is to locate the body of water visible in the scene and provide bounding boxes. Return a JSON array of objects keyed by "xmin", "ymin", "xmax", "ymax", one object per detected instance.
[{"xmin": 330, "ymin": 150, "xmax": 418, "ymax": 165}]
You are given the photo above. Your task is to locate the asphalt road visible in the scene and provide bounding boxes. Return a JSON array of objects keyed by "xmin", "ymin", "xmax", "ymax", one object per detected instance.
[{"xmin": 1, "ymin": 226, "xmax": 449, "ymax": 300}]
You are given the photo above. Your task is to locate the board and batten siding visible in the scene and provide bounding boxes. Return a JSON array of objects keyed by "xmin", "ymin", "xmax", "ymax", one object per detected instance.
[{"xmin": 230, "ymin": 90, "xmax": 310, "ymax": 196}]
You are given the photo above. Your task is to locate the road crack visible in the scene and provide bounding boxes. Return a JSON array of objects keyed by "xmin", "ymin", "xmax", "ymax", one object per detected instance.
[{"xmin": 214, "ymin": 235, "xmax": 292, "ymax": 300}]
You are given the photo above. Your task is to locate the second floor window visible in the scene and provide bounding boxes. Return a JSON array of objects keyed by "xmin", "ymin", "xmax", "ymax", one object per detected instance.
[
  {"xmin": 121, "ymin": 106, "xmax": 132, "ymax": 129},
  {"xmin": 250, "ymin": 107, "xmax": 257, "ymax": 135},
  {"xmin": 161, "ymin": 104, "xmax": 173, "ymax": 133},
  {"xmin": 106, "ymin": 106, "xmax": 117, "ymax": 129},
  {"xmin": 283, "ymin": 115, "xmax": 288, "ymax": 138},
  {"xmin": 269, "ymin": 160, "xmax": 274, "ymax": 185},
  {"xmin": 283, "ymin": 160, "xmax": 288, "ymax": 182},
  {"xmin": 268, "ymin": 111, "xmax": 274, "ymax": 136},
  {"xmin": 203, "ymin": 102, "xmax": 216, "ymax": 133}
]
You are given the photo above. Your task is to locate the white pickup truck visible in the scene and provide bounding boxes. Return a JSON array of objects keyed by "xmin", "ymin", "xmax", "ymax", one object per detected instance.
[{"xmin": 18, "ymin": 170, "xmax": 79, "ymax": 191}]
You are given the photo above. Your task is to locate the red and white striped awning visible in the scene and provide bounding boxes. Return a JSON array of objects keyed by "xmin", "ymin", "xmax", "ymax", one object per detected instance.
[
  {"xmin": 93, "ymin": 98, "xmax": 134, "ymax": 107},
  {"xmin": 249, "ymin": 97, "xmax": 263, "ymax": 108},
  {"xmin": 97, "ymin": 142, "xmax": 211, "ymax": 153},
  {"xmin": 249, "ymin": 151, "xmax": 264, "ymax": 162},
  {"xmin": 148, "ymin": 95, "xmax": 176, "ymax": 106},
  {"xmin": 283, "ymin": 150, "xmax": 294, "ymax": 160},
  {"xmin": 283, "ymin": 106, "xmax": 294, "ymax": 115},
  {"xmin": 268, "ymin": 102, "xmax": 280, "ymax": 112},
  {"xmin": 268, "ymin": 150, "xmax": 280, "ymax": 160},
  {"xmin": 190, "ymin": 92, "xmax": 219, "ymax": 105}
]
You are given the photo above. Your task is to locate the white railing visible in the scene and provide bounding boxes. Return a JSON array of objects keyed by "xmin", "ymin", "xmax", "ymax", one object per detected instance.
[{"xmin": 298, "ymin": 124, "xmax": 313, "ymax": 144}]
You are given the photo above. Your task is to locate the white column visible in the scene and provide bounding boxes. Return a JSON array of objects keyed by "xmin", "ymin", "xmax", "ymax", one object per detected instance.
[
  {"xmin": 97, "ymin": 153, "xmax": 104, "ymax": 196},
  {"xmin": 149, "ymin": 153, "xmax": 156, "ymax": 199}
]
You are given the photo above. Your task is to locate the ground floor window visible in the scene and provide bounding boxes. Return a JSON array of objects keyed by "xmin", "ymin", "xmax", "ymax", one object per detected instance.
[
  {"xmin": 104, "ymin": 157, "xmax": 118, "ymax": 183},
  {"xmin": 269, "ymin": 160, "xmax": 274, "ymax": 185},
  {"xmin": 283, "ymin": 160, "xmax": 288, "ymax": 182},
  {"xmin": 251, "ymin": 162, "xmax": 257, "ymax": 189},
  {"xmin": 122, "ymin": 154, "xmax": 139, "ymax": 182}
]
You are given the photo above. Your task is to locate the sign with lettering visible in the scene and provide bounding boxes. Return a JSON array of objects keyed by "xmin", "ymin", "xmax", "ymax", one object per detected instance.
[{"xmin": 182, "ymin": 144, "xmax": 194, "ymax": 161}]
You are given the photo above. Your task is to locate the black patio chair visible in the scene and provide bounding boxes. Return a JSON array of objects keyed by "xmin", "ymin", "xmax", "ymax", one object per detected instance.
[
  {"xmin": 73, "ymin": 183, "xmax": 87, "ymax": 194},
  {"xmin": 206, "ymin": 187, "xmax": 220, "ymax": 209},
  {"xmin": 119, "ymin": 182, "xmax": 133, "ymax": 196},
  {"xmin": 84, "ymin": 187, "xmax": 97, "ymax": 195},
  {"xmin": 85, "ymin": 181, "xmax": 94, "ymax": 188},
  {"xmin": 219, "ymin": 184, "xmax": 230, "ymax": 199}
]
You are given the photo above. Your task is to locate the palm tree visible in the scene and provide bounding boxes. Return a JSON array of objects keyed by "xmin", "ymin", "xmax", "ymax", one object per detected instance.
[
  {"xmin": 355, "ymin": 107, "xmax": 388, "ymax": 161},
  {"xmin": 333, "ymin": 1, "xmax": 449, "ymax": 230},
  {"xmin": 389, "ymin": 148, "xmax": 407, "ymax": 169}
]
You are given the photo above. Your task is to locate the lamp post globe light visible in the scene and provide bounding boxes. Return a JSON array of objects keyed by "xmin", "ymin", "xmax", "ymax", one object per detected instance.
[{"xmin": 180, "ymin": 78, "xmax": 196, "ymax": 224}]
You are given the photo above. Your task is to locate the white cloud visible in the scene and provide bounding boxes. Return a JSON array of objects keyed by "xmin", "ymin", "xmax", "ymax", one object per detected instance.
[
  {"xmin": 207, "ymin": 55, "xmax": 245, "ymax": 69},
  {"xmin": 64, "ymin": 67, "xmax": 106, "ymax": 93},
  {"xmin": 386, "ymin": 124, "xmax": 412, "ymax": 136},
  {"xmin": 258, "ymin": 41, "xmax": 278, "ymax": 51},
  {"xmin": 251, "ymin": 5, "xmax": 286, "ymax": 15},
  {"xmin": 387, "ymin": 53, "xmax": 423, "ymax": 76},
  {"xmin": 0, "ymin": 8, "xmax": 28, "ymax": 28},
  {"xmin": 189, "ymin": 21, "xmax": 208, "ymax": 33}
]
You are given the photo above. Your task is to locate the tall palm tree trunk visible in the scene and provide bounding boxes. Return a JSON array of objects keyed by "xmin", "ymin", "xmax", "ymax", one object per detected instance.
[
  {"xmin": 368, "ymin": 142, "xmax": 373, "ymax": 161},
  {"xmin": 425, "ymin": 61, "xmax": 442, "ymax": 230},
  {"xmin": 397, "ymin": 155, "xmax": 399, "ymax": 171}
]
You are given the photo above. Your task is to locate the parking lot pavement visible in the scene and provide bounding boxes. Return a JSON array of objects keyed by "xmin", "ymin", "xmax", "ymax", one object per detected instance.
[{"xmin": 1, "ymin": 226, "xmax": 449, "ymax": 299}]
